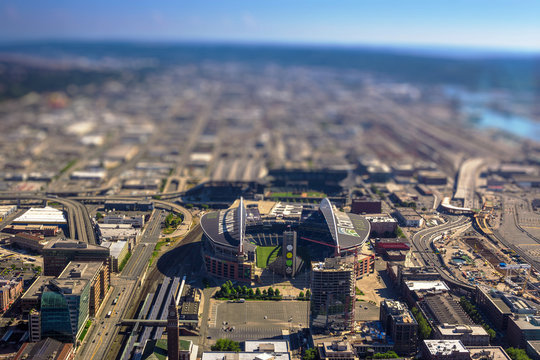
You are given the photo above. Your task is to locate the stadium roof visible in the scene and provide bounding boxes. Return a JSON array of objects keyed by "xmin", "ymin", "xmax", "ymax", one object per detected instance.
[
  {"xmin": 319, "ymin": 198, "xmax": 370, "ymax": 251},
  {"xmin": 200, "ymin": 199, "xmax": 248, "ymax": 250},
  {"xmin": 200, "ymin": 197, "xmax": 369, "ymax": 252}
]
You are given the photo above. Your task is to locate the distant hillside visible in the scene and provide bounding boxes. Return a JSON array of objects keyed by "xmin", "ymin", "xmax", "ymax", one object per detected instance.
[{"xmin": 0, "ymin": 41, "xmax": 538, "ymax": 99}]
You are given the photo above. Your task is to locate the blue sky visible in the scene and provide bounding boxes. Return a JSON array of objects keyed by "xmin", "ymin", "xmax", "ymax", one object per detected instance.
[{"xmin": 1, "ymin": 0, "xmax": 539, "ymax": 51}]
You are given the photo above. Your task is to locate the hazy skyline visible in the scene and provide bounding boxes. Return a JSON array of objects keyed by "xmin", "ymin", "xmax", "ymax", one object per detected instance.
[{"xmin": 1, "ymin": 0, "xmax": 540, "ymax": 52}]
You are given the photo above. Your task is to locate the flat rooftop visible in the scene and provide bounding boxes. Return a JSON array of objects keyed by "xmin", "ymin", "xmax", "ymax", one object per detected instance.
[
  {"xmin": 13, "ymin": 207, "xmax": 66, "ymax": 224},
  {"xmin": 405, "ymin": 280, "xmax": 449, "ymax": 292},
  {"xmin": 21, "ymin": 275, "xmax": 54, "ymax": 301},
  {"xmin": 423, "ymin": 340, "xmax": 468, "ymax": 356},
  {"xmin": 100, "ymin": 240, "xmax": 128, "ymax": 258},
  {"xmin": 424, "ymin": 295, "xmax": 474, "ymax": 326},
  {"xmin": 436, "ymin": 324, "xmax": 488, "ymax": 336},
  {"xmin": 202, "ymin": 353, "xmax": 290, "ymax": 360},
  {"xmin": 244, "ymin": 340, "xmax": 289, "ymax": 353},
  {"xmin": 58, "ymin": 261, "xmax": 103, "ymax": 281},
  {"xmin": 468, "ymin": 347, "xmax": 512, "ymax": 360}
]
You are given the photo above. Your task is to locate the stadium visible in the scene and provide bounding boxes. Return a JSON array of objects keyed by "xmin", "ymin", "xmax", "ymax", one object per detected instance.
[{"xmin": 200, "ymin": 197, "xmax": 373, "ymax": 282}]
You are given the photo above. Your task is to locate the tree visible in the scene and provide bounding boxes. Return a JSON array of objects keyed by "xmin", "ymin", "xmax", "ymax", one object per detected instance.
[
  {"xmin": 305, "ymin": 289, "xmax": 311, "ymax": 299},
  {"xmin": 373, "ymin": 351, "xmax": 399, "ymax": 359},
  {"xmin": 411, "ymin": 307, "xmax": 432, "ymax": 339},
  {"xmin": 298, "ymin": 291, "xmax": 305, "ymax": 299},
  {"xmin": 248, "ymin": 288, "xmax": 254, "ymax": 298},
  {"xmin": 267, "ymin": 287, "xmax": 274, "ymax": 297},
  {"xmin": 274, "ymin": 289, "xmax": 280, "ymax": 297},
  {"xmin": 95, "ymin": 212, "xmax": 103, "ymax": 220},
  {"xmin": 506, "ymin": 348, "xmax": 532, "ymax": 360},
  {"xmin": 303, "ymin": 348, "xmax": 318, "ymax": 360},
  {"xmin": 255, "ymin": 288, "xmax": 261, "ymax": 298},
  {"xmin": 211, "ymin": 339, "xmax": 241, "ymax": 352}
]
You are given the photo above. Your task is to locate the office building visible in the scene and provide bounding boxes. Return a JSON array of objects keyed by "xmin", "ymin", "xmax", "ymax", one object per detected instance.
[
  {"xmin": 379, "ymin": 300, "xmax": 418, "ymax": 355},
  {"xmin": 403, "ymin": 280, "xmax": 449, "ymax": 306},
  {"xmin": 475, "ymin": 287, "xmax": 537, "ymax": 331},
  {"xmin": 317, "ymin": 341, "xmax": 358, "ymax": 360},
  {"xmin": 311, "ymin": 257, "xmax": 356, "ymax": 332},
  {"xmin": 100, "ymin": 240, "xmax": 129, "ymax": 272},
  {"xmin": 38, "ymin": 261, "xmax": 109, "ymax": 343},
  {"xmin": 421, "ymin": 294, "xmax": 473, "ymax": 326},
  {"xmin": 507, "ymin": 315, "xmax": 540, "ymax": 348},
  {"xmin": 0, "ymin": 277, "xmax": 23, "ymax": 312},
  {"xmin": 102, "ymin": 213, "xmax": 145, "ymax": 227},
  {"xmin": 202, "ymin": 340, "xmax": 290, "ymax": 360},
  {"xmin": 434, "ymin": 324, "xmax": 490, "ymax": 346},
  {"xmin": 526, "ymin": 341, "xmax": 540, "ymax": 360},
  {"xmin": 42, "ymin": 238, "xmax": 110, "ymax": 277},
  {"xmin": 393, "ymin": 208, "xmax": 424, "ymax": 227},
  {"xmin": 14, "ymin": 338, "xmax": 74, "ymax": 360},
  {"xmin": 364, "ymin": 215, "xmax": 398, "ymax": 237},
  {"xmin": 351, "ymin": 199, "xmax": 382, "ymax": 214},
  {"xmin": 3, "ymin": 224, "xmax": 60, "ymax": 237},
  {"xmin": 421, "ymin": 340, "xmax": 469, "ymax": 360},
  {"xmin": 29, "ymin": 309, "xmax": 41, "ymax": 342}
]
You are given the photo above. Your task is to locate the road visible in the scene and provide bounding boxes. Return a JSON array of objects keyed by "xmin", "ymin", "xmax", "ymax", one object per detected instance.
[
  {"xmin": 112, "ymin": 224, "xmax": 203, "ymax": 359},
  {"xmin": 454, "ymin": 158, "xmax": 485, "ymax": 209},
  {"xmin": 77, "ymin": 210, "xmax": 166, "ymax": 360},
  {"xmin": 0, "ymin": 194, "xmax": 95, "ymax": 244},
  {"xmin": 411, "ymin": 216, "xmax": 475, "ymax": 292}
]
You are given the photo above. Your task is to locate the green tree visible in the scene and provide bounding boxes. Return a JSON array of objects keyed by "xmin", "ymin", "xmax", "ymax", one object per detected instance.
[
  {"xmin": 274, "ymin": 289, "xmax": 280, "ymax": 297},
  {"xmin": 373, "ymin": 351, "xmax": 399, "ymax": 359},
  {"xmin": 247, "ymin": 288, "xmax": 255, "ymax": 298},
  {"xmin": 298, "ymin": 291, "xmax": 305, "ymax": 299},
  {"xmin": 303, "ymin": 348, "xmax": 318, "ymax": 360},
  {"xmin": 411, "ymin": 307, "xmax": 432, "ymax": 339},
  {"xmin": 506, "ymin": 348, "xmax": 532, "ymax": 360},
  {"xmin": 305, "ymin": 289, "xmax": 311, "ymax": 299},
  {"xmin": 268, "ymin": 287, "xmax": 274, "ymax": 297},
  {"xmin": 95, "ymin": 212, "xmax": 103, "ymax": 220},
  {"xmin": 255, "ymin": 288, "xmax": 261, "ymax": 298},
  {"xmin": 211, "ymin": 339, "xmax": 241, "ymax": 352}
]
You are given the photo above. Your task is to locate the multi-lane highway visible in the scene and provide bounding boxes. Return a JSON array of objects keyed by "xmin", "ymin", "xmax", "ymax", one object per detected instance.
[
  {"xmin": 411, "ymin": 215, "xmax": 475, "ymax": 292},
  {"xmin": 0, "ymin": 194, "xmax": 95, "ymax": 244},
  {"xmin": 78, "ymin": 209, "xmax": 167, "ymax": 360}
]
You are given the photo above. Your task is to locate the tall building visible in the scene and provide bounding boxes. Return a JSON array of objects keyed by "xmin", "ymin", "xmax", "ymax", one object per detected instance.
[
  {"xmin": 167, "ymin": 298, "xmax": 179, "ymax": 360},
  {"xmin": 29, "ymin": 309, "xmax": 41, "ymax": 343},
  {"xmin": 379, "ymin": 300, "xmax": 418, "ymax": 355},
  {"xmin": 42, "ymin": 238, "xmax": 110, "ymax": 277},
  {"xmin": 311, "ymin": 257, "xmax": 355, "ymax": 332},
  {"xmin": 39, "ymin": 261, "xmax": 109, "ymax": 343}
]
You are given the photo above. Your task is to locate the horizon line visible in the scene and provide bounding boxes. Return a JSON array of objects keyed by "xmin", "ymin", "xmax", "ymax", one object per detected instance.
[{"xmin": 0, "ymin": 37, "xmax": 539, "ymax": 57}]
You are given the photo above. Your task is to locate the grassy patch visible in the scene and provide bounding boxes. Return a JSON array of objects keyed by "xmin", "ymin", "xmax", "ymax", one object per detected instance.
[
  {"xmin": 355, "ymin": 286, "xmax": 365, "ymax": 296},
  {"xmin": 269, "ymin": 191, "xmax": 326, "ymax": 198},
  {"xmin": 148, "ymin": 239, "xmax": 168, "ymax": 266},
  {"xmin": 60, "ymin": 159, "xmax": 77, "ymax": 174},
  {"xmin": 78, "ymin": 320, "xmax": 92, "ymax": 342},
  {"xmin": 119, "ymin": 251, "xmax": 132, "ymax": 272},
  {"xmin": 256, "ymin": 246, "xmax": 279, "ymax": 268}
]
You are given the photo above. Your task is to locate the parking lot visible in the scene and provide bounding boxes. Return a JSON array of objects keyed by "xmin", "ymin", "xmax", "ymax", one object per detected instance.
[{"xmin": 207, "ymin": 301, "xmax": 309, "ymax": 342}]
